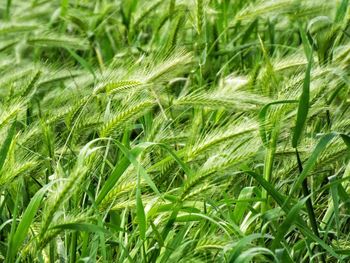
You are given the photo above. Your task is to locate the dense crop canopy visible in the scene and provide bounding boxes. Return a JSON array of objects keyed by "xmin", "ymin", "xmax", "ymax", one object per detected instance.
[{"xmin": 0, "ymin": 0, "xmax": 349, "ymax": 262}]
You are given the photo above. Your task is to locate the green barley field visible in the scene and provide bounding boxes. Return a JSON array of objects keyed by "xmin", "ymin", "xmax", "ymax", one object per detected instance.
[{"xmin": 0, "ymin": 0, "xmax": 349, "ymax": 262}]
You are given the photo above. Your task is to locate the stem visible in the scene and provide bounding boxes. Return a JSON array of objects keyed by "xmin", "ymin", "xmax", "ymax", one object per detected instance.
[
  {"xmin": 295, "ymin": 148, "xmax": 325, "ymax": 262},
  {"xmin": 49, "ymin": 241, "xmax": 55, "ymax": 263},
  {"xmin": 261, "ymin": 125, "xmax": 278, "ymax": 214},
  {"xmin": 295, "ymin": 149, "xmax": 319, "ymax": 235},
  {"xmin": 261, "ymin": 145, "xmax": 275, "ymax": 213},
  {"xmin": 69, "ymin": 232, "xmax": 77, "ymax": 263}
]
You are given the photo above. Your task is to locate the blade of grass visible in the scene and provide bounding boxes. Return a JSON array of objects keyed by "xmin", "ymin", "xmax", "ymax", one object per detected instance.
[
  {"xmin": 295, "ymin": 148, "xmax": 321, "ymax": 242},
  {"xmin": 66, "ymin": 48, "xmax": 96, "ymax": 78},
  {"xmin": 136, "ymin": 173, "xmax": 146, "ymax": 240},
  {"xmin": 5, "ymin": 0, "xmax": 12, "ymax": 20},
  {"xmin": 292, "ymin": 48, "xmax": 312, "ymax": 148},
  {"xmin": 288, "ymin": 133, "xmax": 337, "ymax": 201},
  {"xmin": 114, "ymin": 141, "xmax": 160, "ymax": 195},
  {"xmin": 329, "ymin": 175, "xmax": 340, "ymax": 237},
  {"xmin": 243, "ymin": 169, "xmax": 342, "ymax": 260},
  {"xmin": 271, "ymin": 197, "xmax": 308, "ymax": 250},
  {"xmin": 0, "ymin": 121, "xmax": 16, "ymax": 172},
  {"xmin": 335, "ymin": 0, "xmax": 349, "ymax": 23},
  {"xmin": 11, "ymin": 182, "xmax": 57, "ymax": 260},
  {"xmin": 51, "ymin": 222, "xmax": 108, "ymax": 233}
]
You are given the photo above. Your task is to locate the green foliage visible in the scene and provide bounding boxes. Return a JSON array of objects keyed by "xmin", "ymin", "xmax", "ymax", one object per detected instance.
[{"xmin": 0, "ymin": 0, "xmax": 349, "ymax": 262}]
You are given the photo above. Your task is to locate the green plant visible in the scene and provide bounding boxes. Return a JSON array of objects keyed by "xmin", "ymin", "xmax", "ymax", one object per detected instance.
[{"xmin": 0, "ymin": 0, "xmax": 349, "ymax": 262}]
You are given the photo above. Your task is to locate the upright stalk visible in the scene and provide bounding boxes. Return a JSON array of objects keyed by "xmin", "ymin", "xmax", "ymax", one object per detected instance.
[
  {"xmin": 261, "ymin": 126, "xmax": 278, "ymax": 214},
  {"xmin": 295, "ymin": 148, "xmax": 325, "ymax": 263},
  {"xmin": 261, "ymin": 145, "xmax": 275, "ymax": 213}
]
